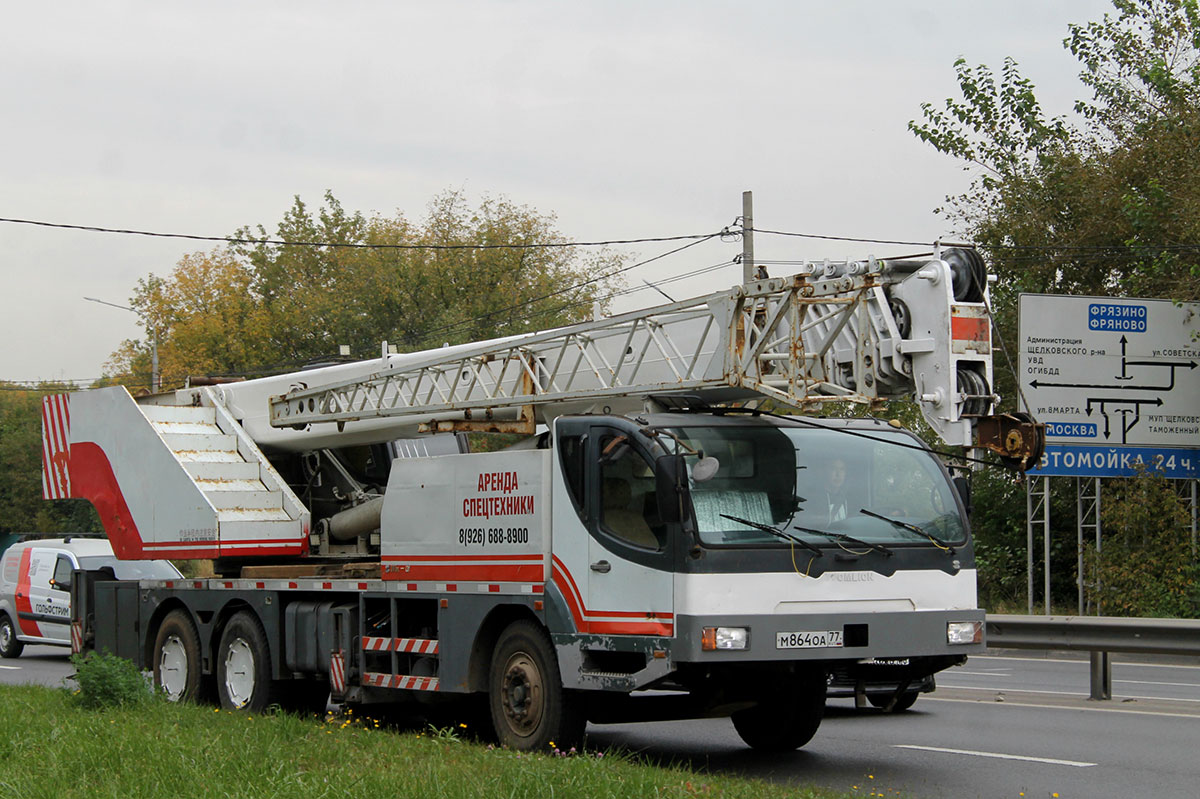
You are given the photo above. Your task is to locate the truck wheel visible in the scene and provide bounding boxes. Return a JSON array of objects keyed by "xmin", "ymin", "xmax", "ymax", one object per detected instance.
[
  {"xmin": 216, "ymin": 612, "xmax": 277, "ymax": 712},
  {"xmin": 153, "ymin": 610, "xmax": 204, "ymax": 702},
  {"xmin": 0, "ymin": 614, "xmax": 23, "ymax": 659},
  {"xmin": 732, "ymin": 678, "xmax": 825, "ymax": 751},
  {"xmin": 488, "ymin": 620, "xmax": 584, "ymax": 751},
  {"xmin": 868, "ymin": 691, "xmax": 918, "ymax": 712}
]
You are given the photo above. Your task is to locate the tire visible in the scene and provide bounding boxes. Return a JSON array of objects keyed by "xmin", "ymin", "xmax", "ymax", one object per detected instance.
[
  {"xmin": 278, "ymin": 679, "xmax": 331, "ymax": 716},
  {"xmin": 216, "ymin": 611, "xmax": 278, "ymax": 712},
  {"xmin": 153, "ymin": 610, "xmax": 206, "ymax": 702},
  {"xmin": 732, "ymin": 676, "xmax": 825, "ymax": 751},
  {"xmin": 488, "ymin": 620, "xmax": 584, "ymax": 751},
  {"xmin": 868, "ymin": 691, "xmax": 918, "ymax": 712},
  {"xmin": 0, "ymin": 614, "xmax": 23, "ymax": 659}
]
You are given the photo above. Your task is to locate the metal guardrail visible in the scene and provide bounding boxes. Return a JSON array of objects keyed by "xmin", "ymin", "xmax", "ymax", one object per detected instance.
[{"xmin": 985, "ymin": 614, "xmax": 1200, "ymax": 700}]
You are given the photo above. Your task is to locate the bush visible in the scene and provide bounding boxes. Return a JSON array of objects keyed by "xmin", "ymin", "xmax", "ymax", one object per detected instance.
[
  {"xmin": 1085, "ymin": 467, "xmax": 1199, "ymax": 618},
  {"xmin": 70, "ymin": 651, "xmax": 155, "ymax": 709}
]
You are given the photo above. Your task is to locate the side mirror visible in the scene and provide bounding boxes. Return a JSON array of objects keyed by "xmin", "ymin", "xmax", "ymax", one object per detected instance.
[
  {"xmin": 692, "ymin": 456, "xmax": 720, "ymax": 483},
  {"xmin": 655, "ymin": 454, "xmax": 686, "ymax": 524},
  {"xmin": 952, "ymin": 475, "xmax": 972, "ymax": 516}
]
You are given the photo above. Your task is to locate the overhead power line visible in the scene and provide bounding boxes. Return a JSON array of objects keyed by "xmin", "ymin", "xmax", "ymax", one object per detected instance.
[
  {"xmin": 0, "ymin": 215, "xmax": 725, "ymax": 251},
  {"xmin": 8, "ymin": 212, "xmax": 1199, "ymax": 254}
]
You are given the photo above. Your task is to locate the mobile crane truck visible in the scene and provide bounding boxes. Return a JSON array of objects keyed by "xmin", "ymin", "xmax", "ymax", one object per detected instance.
[{"xmin": 42, "ymin": 246, "xmax": 1041, "ymax": 750}]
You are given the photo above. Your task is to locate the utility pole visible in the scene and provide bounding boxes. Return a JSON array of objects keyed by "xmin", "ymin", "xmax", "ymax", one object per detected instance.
[{"xmin": 741, "ymin": 190, "xmax": 754, "ymax": 284}]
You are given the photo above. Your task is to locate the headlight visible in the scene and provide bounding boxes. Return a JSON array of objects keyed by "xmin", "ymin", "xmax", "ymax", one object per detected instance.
[
  {"xmin": 701, "ymin": 626, "xmax": 750, "ymax": 651},
  {"xmin": 947, "ymin": 621, "xmax": 983, "ymax": 645}
]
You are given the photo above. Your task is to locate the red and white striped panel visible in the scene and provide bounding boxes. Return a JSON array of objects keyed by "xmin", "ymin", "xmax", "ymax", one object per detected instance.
[
  {"xmin": 361, "ymin": 636, "xmax": 439, "ymax": 654},
  {"xmin": 361, "ymin": 672, "xmax": 440, "ymax": 692},
  {"xmin": 41, "ymin": 395, "xmax": 71, "ymax": 500},
  {"xmin": 329, "ymin": 650, "xmax": 346, "ymax": 695},
  {"xmin": 70, "ymin": 620, "xmax": 83, "ymax": 655}
]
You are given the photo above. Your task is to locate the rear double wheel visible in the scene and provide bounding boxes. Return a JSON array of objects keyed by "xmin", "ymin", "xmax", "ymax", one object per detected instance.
[
  {"xmin": 488, "ymin": 620, "xmax": 584, "ymax": 751},
  {"xmin": 216, "ymin": 611, "xmax": 278, "ymax": 711},
  {"xmin": 153, "ymin": 610, "xmax": 206, "ymax": 702}
]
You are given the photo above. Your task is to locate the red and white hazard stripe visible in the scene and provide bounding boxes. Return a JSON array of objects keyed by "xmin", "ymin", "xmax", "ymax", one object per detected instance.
[
  {"xmin": 361, "ymin": 672, "xmax": 440, "ymax": 692},
  {"xmin": 551, "ymin": 555, "xmax": 674, "ymax": 636},
  {"xmin": 329, "ymin": 650, "xmax": 346, "ymax": 695},
  {"xmin": 361, "ymin": 636, "xmax": 439, "ymax": 654},
  {"xmin": 70, "ymin": 620, "xmax": 83, "ymax": 655},
  {"xmin": 41, "ymin": 395, "xmax": 71, "ymax": 500}
]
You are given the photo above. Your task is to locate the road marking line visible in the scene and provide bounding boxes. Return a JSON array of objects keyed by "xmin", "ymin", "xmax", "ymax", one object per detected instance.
[
  {"xmin": 0, "ymin": 665, "xmax": 20, "ymax": 670},
  {"xmin": 893, "ymin": 744, "xmax": 1095, "ymax": 767},
  {"xmin": 1115, "ymin": 679, "xmax": 1200, "ymax": 688},
  {"xmin": 936, "ymin": 684, "xmax": 1200, "ymax": 703},
  {"xmin": 924, "ymin": 696, "xmax": 1200, "ymax": 719},
  {"xmin": 951, "ymin": 670, "xmax": 1014, "ymax": 676}
]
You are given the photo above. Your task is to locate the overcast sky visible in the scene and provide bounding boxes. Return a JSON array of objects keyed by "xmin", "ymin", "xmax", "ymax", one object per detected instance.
[{"xmin": 0, "ymin": 0, "xmax": 1116, "ymax": 385}]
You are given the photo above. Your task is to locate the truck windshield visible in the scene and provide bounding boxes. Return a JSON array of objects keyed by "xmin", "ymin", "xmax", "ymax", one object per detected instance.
[
  {"xmin": 77, "ymin": 556, "xmax": 183, "ymax": 580},
  {"xmin": 667, "ymin": 424, "xmax": 965, "ymax": 548}
]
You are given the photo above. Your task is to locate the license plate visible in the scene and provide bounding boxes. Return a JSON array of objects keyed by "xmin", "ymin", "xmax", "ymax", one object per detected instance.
[{"xmin": 776, "ymin": 630, "xmax": 843, "ymax": 649}]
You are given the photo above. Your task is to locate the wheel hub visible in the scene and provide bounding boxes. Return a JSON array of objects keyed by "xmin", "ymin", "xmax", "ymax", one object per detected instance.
[
  {"xmin": 158, "ymin": 634, "xmax": 188, "ymax": 701},
  {"xmin": 500, "ymin": 652, "xmax": 543, "ymax": 735},
  {"xmin": 223, "ymin": 637, "xmax": 256, "ymax": 708}
]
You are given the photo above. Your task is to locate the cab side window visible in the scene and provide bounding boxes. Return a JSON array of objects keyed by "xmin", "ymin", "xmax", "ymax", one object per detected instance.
[
  {"xmin": 598, "ymin": 435, "xmax": 665, "ymax": 550},
  {"xmin": 52, "ymin": 555, "xmax": 74, "ymax": 592},
  {"xmin": 558, "ymin": 433, "xmax": 587, "ymax": 522}
]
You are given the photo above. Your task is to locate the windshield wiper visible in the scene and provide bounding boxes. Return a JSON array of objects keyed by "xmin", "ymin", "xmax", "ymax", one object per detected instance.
[
  {"xmin": 791, "ymin": 526, "xmax": 894, "ymax": 557},
  {"xmin": 720, "ymin": 514, "xmax": 824, "ymax": 556},
  {"xmin": 858, "ymin": 509, "xmax": 955, "ymax": 554}
]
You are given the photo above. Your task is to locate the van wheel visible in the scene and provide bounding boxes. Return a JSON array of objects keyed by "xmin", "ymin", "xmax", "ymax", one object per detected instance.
[
  {"xmin": 868, "ymin": 691, "xmax": 918, "ymax": 712},
  {"xmin": 488, "ymin": 620, "xmax": 584, "ymax": 751},
  {"xmin": 216, "ymin": 612, "xmax": 277, "ymax": 712},
  {"xmin": 153, "ymin": 610, "xmax": 204, "ymax": 702},
  {"xmin": 0, "ymin": 614, "xmax": 23, "ymax": 659}
]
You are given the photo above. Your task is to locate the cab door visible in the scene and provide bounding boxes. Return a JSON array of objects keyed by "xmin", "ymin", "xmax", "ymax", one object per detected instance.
[{"xmin": 551, "ymin": 419, "xmax": 674, "ymax": 637}]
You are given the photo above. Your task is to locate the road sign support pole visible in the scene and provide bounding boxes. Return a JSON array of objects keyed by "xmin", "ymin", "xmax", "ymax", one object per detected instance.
[
  {"xmin": 1077, "ymin": 477, "xmax": 1101, "ymax": 615},
  {"xmin": 1026, "ymin": 475, "xmax": 1050, "ymax": 615},
  {"xmin": 1089, "ymin": 651, "xmax": 1112, "ymax": 701}
]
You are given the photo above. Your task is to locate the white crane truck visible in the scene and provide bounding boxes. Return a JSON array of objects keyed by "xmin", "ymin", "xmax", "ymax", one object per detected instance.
[{"xmin": 43, "ymin": 247, "xmax": 1040, "ymax": 750}]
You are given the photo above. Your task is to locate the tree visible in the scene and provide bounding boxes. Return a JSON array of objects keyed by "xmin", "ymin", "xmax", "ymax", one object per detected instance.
[{"xmin": 106, "ymin": 190, "xmax": 624, "ymax": 384}]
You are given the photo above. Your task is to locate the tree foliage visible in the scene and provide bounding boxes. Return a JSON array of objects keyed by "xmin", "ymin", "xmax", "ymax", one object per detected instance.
[
  {"xmin": 911, "ymin": 0, "xmax": 1200, "ymax": 319},
  {"xmin": 0, "ymin": 384, "xmax": 101, "ymax": 535},
  {"xmin": 107, "ymin": 190, "xmax": 623, "ymax": 387},
  {"xmin": 1086, "ymin": 468, "xmax": 1198, "ymax": 617}
]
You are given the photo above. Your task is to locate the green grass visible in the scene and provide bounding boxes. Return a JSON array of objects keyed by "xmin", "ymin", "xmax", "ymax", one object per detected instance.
[{"xmin": 0, "ymin": 685, "xmax": 862, "ymax": 799}]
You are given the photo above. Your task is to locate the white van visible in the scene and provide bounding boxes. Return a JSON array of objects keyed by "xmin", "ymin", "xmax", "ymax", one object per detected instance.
[{"xmin": 0, "ymin": 537, "xmax": 181, "ymax": 658}]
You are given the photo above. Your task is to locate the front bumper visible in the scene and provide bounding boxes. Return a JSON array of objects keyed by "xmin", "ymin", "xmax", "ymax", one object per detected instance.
[{"xmin": 673, "ymin": 609, "xmax": 985, "ymax": 664}]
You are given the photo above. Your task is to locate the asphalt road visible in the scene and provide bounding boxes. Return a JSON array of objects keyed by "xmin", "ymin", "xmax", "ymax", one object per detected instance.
[
  {"xmin": 0, "ymin": 644, "xmax": 74, "ymax": 688},
  {"xmin": 587, "ymin": 653, "xmax": 1200, "ymax": 798},
  {"xmin": 3, "ymin": 648, "xmax": 1197, "ymax": 797}
]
